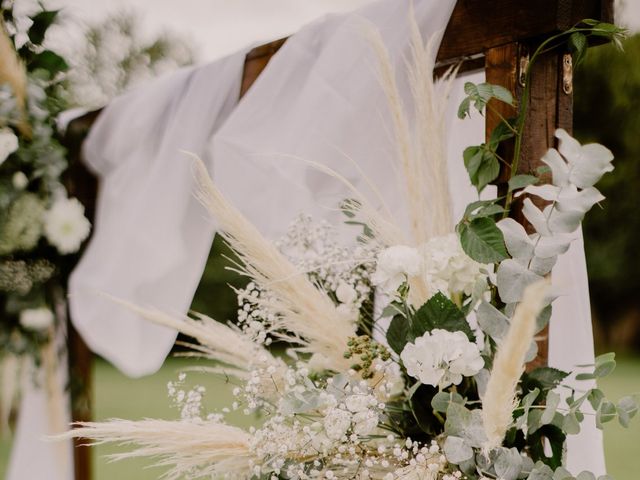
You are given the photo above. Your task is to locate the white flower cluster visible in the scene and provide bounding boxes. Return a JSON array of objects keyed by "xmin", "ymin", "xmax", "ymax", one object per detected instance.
[
  {"xmin": 237, "ymin": 215, "xmax": 378, "ymax": 344},
  {"xmin": 400, "ymin": 329, "xmax": 483, "ymax": 388},
  {"xmin": 19, "ymin": 307, "xmax": 54, "ymax": 331},
  {"xmin": 372, "ymin": 234, "xmax": 487, "ymax": 298},
  {"xmin": 0, "ymin": 127, "xmax": 18, "ymax": 165},
  {"xmin": 43, "ymin": 197, "xmax": 91, "ymax": 255}
]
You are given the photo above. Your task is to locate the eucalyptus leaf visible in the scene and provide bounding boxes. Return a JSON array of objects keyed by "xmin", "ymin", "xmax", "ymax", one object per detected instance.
[
  {"xmin": 496, "ymin": 259, "xmax": 543, "ymax": 303},
  {"xmin": 497, "ymin": 218, "xmax": 535, "ymax": 261},
  {"xmin": 616, "ymin": 395, "xmax": 638, "ymax": 428},
  {"xmin": 477, "ymin": 301, "xmax": 509, "ymax": 341},
  {"xmin": 541, "ymin": 391, "xmax": 561, "ymax": 425},
  {"xmin": 576, "ymin": 472, "xmax": 596, "ymax": 480},
  {"xmin": 443, "ymin": 436, "xmax": 474, "ymax": 464},
  {"xmin": 431, "ymin": 391, "xmax": 465, "ymax": 413},
  {"xmin": 596, "ymin": 401, "xmax": 616, "ymax": 428},
  {"xmin": 494, "ymin": 447, "xmax": 523, "ymax": 480}
]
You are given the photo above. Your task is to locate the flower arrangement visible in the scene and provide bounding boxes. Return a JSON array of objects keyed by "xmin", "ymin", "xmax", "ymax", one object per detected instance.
[
  {"xmin": 0, "ymin": 4, "xmax": 90, "ymax": 428},
  {"xmin": 63, "ymin": 15, "xmax": 636, "ymax": 480}
]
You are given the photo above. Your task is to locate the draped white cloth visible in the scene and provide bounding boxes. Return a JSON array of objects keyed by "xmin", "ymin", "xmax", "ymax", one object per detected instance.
[
  {"xmin": 68, "ymin": 51, "xmax": 248, "ymax": 378},
  {"xmin": 48, "ymin": 0, "xmax": 604, "ymax": 476}
]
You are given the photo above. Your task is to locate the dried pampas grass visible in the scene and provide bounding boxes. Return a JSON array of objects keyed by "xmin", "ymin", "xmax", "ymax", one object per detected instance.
[
  {"xmin": 189, "ymin": 154, "xmax": 356, "ymax": 373},
  {"xmin": 60, "ymin": 420, "xmax": 253, "ymax": 480},
  {"xmin": 482, "ymin": 280, "xmax": 550, "ymax": 451},
  {"xmin": 101, "ymin": 295, "xmax": 279, "ymax": 379},
  {"xmin": 366, "ymin": 12, "xmax": 457, "ymax": 247},
  {"xmin": 0, "ymin": 21, "xmax": 30, "ymax": 137}
]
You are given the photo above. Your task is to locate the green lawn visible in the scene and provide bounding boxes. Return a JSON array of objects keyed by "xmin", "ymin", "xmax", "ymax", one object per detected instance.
[{"xmin": 1, "ymin": 356, "xmax": 639, "ymax": 479}]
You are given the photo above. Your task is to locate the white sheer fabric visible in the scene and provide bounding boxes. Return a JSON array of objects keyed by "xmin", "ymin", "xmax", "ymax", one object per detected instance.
[{"xmin": 68, "ymin": 51, "xmax": 247, "ymax": 378}]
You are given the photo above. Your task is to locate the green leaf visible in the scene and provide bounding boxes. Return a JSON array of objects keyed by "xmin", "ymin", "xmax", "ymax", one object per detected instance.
[
  {"xmin": 577, "ymin": 353, "xmax": 617, "ymax": 380},
  {"xmin": 476, "ymin": 151, "xmax": 500, "ymax": 192},
  {"xmin": 541, "ymin": 391, "xmax": 561, "ymax": 425},
  {"xmin": 562, "ymin": 412, "xmax": 581, "ymax": 434},
  {"xmin": 616, "ymin": 395, "xmax": 638, "ymax": 428},
  {"xmin": 489, "ymin": 119, "xmax": 515, "ymax": 148},
  {"xmin": 28, "ymin": 10, "xmax": 59, "ymax": 45},
  {"xmin": 596, "ymin": 401, "xmax": 617, "ymax": 428},
  {"xmin": 459, "ymin": 217, "xmax": 508, "ymax": 263},
  {"xmin": 587, "ymin": 389, "xmax": 605, "ymax": 412},
  {"xmin": 29, "ymin": 50, "xmax": 69, "ymax": 74},
  {"xmin": 494, "ymin": 448, "xmax": 523, "ymax": 480},
  {"xmin": 569, "ymin": 32, "xmax": 588, "ymax": 66},
  {"xmin": 412, "ymin": 292, "xmax": 475, "ymax": 341},
  {"xmin": 431, "ymin": 391, "xmax": 465, "ymax": 413},
  {"xmin": 386, "ymin": 315, "xmax": 411, "ymax": 355},
  {"xmin": 443, "ymin": 436, "xmax": 473, "ymax": 464},
  {"xmin": 508, "ymin": 174, "xmax": 539, "ymax": 191},
  {"xmin": 523, "ymin": 367, "xmax": 569, "ymax": 392},
  {"xmin": 458, "ymin": 96, "xmax": 471, "ymax": 119}
]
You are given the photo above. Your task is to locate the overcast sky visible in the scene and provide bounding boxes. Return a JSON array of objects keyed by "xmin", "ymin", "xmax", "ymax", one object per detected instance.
[{"xmin": 37, "ymin": 0, "xmax": 639, "ymax": 64}]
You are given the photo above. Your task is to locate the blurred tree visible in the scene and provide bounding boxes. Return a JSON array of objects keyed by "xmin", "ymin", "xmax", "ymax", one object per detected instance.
[
  {"xmin": 574, "ymin": 33, "xmax": 640, "ymax": 350},
  {"xmin": 65, "ymin": 11, "xmax": 196, "ymax": 108}
]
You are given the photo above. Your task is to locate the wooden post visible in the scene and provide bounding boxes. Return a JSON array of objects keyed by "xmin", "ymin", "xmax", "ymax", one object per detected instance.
[{"xmin": 61, "ymin": 2, "xmax": 613, "ymax": 478}]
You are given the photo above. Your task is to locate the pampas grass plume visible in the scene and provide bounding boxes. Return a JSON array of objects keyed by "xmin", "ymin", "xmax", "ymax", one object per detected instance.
[{"xmin": 482, "ymin": 279, "xmax": 550, "ymax": 451}]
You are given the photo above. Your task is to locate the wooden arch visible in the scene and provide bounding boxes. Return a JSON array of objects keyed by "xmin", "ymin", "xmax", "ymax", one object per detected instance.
[{"xmin": 62, "ymin": 1, "xmax": 614, "ymax": 478}]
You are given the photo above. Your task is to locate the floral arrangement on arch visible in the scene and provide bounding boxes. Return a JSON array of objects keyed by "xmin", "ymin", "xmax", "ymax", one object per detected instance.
[
  {"xmin": 64, "ymin": 15, "xmax": 636, "ymax": 480},
  {"xmin": 0, "ymin": 4, "xmax": 90, "ymax": 428}
]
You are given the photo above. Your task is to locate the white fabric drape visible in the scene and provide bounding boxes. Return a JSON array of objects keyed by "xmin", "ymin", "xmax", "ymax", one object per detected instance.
[{"xmin": 68, "ymin": 51, "xmax": 247, "ymax": 378}]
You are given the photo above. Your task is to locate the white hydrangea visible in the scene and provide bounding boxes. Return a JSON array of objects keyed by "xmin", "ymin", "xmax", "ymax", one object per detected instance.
[
  {"xmin": 43, "ymin": 197, "xmax": 91, "ymax": 254},
  {"xmin": 400, "ymin": 329, "xmax": 484, "ymax": 388},
  {"xmin": 372, "ymin": 245, "xmax": 422, "ymax": 292},
  {"xmin": 19, "ymin": 307, "xmax": 54, "ymax": 331},
  {"xmin": 0, "ymin": 127, "xmax": 18, "ymax": 165},
  {"xmin": 421, "ymin": 233, "xmax": 486, "ymax": 296}
]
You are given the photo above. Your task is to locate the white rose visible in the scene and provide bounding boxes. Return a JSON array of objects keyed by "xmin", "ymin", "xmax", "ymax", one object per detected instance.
[
  {"xmin": 0, "ymin": 127, "xmax": 18, "ymax": 165},
  {"xmin": 372, "ymin": 245, "xmax": 422, "ymax": 293},
  {"xmin": 400, "ymin": 329, "xmax": 483, "ymax": 388},
  {"xmin": 12, "ymin": 171, "xmax": 28, "ymax": 190},
  {"xmin": 323, "ymin": 408, "xmax": 351, "ymax": 440},
  {"xmin": 43, "ymin": 197, "xmax": 91, "ymax": 254},
  {"xmin": 19, "ymin": 307, "xmax": 54, "ymax": 331}
]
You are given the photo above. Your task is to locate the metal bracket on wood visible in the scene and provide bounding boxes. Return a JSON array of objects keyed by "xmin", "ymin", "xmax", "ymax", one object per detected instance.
[
  {"xmin": 562, "ymin": 53, "xmax": 573, "ymax": 94},
  {"xmin": 518, "ymin": 47, "xmax": 530, "ymax": 88}
]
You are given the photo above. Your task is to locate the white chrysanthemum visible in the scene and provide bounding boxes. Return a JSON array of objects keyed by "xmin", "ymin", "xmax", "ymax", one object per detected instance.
[
  {"xmin": 19, "ymin": 307, "xmax": 54, "ymax": 331},
  {"xmin": 43, "ymin": 197, "xmax": 91, "ymax": 254},
  {"xmin": 0, "ymin": 127, "xmax": 18, "ymax": 165},
  {"xmin": 372, "ymin": 245, "xmax": 422, "ymax": 292},
  {"xmin": 400, "ymin": 329, "xmax": 483, "ymax": 388},
  {"xmin": 421, "ymin": 233, "xmax": 486, "ymax": 296}
]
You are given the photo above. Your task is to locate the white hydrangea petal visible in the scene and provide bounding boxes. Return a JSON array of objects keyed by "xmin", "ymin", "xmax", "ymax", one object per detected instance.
[
  {"xmin": 542, "ymin": 148, "xmax": 569, "ymax": 186},
  {"xmin": 497, "ymin": 218, "xmax": 534, "ymax": 261},
  {"xmin": 522, "ymin": 198, "xmax": 551, "ymax": 236}
]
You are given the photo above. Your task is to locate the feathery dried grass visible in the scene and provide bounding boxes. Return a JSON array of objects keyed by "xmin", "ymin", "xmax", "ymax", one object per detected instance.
[
  {"xmin": 189, "ymin": 155, "xmax": 356, "ymax": 372},
  {"xmin": 102, "ymin": 295, "xmax": 278, "ymax": 378},
  {"xmin": 482, "ymin": 280, "xmax": 550, "ymax": 451},
  {"xmin": 60, "ymin": 420, "xmax": 253, "ymax": 480},
  {"xmin": 0, "ymin": 21, "xmax": 30, "ymax": 136},
  {"xmin": 366, "ymin": 15, "xmax": 457, "ymax": 247},
  {"xmin": 0, "ymin": 353, "xmax": 19, "ymax": 436}
]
